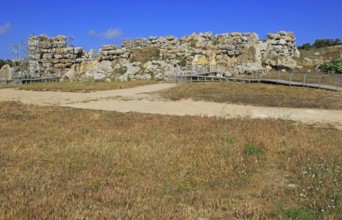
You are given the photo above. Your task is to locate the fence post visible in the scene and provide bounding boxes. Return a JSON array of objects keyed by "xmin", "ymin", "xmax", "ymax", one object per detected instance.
[
  {"xmin": 338, "ymin": 75, "xmax": 340, "ymax": 91},
  {"xmin": 288, "ymin": 71, "xmax": 292, "ymax": 86},
  {"xmin": 176, "ymin": 67, "xmax": 178, "ymax": 83},
  {"xmin": 318, "ymin": 73, "xmax": 321, "ymax": 89},
  {"xmin": 303, "ymin": 73, "xmax": 306, "ymax": 87},
  {"xmin": 277, "ymin": 71, "xmax": 281, "ymax": 84}
]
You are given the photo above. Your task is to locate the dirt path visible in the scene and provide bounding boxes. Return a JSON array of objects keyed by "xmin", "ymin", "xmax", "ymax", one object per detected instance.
[{"xmin": 1, "ymin": 83, "xmax": 342, "ymax": 129}]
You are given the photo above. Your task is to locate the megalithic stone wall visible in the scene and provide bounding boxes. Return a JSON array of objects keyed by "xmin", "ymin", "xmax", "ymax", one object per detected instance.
[
  {"xmin": 28, "ymin": 34, "xmax": 86, "ymax": 76},
  {"xmin": 264, "ymin": 31, "xmax": 298, "ymax": 57},
  {"xmin": 27, "ymin": 31, "xmax": 300, "ymax": 79}
]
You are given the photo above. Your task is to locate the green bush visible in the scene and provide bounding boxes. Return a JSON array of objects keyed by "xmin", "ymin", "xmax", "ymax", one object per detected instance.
[{"xmin": 319, "ymin": 58, "xmax": 342, "ymax": 74}]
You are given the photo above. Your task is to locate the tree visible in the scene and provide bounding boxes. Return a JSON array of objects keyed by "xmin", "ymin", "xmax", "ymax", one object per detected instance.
[
  {"xmin": 298, "ymin": 43, "xmax": 311, "ymax": 50},
  {"xmin": 313, "ymin": 39, "xmax": 341, "ymax": 48}
]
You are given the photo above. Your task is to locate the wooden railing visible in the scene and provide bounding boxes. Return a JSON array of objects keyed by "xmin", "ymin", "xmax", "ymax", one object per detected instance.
[{"xmin": 176, "ymin": 66, "xmax": 341, "ymax": 91}]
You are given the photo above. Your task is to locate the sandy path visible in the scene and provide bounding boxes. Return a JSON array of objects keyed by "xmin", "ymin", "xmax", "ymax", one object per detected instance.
[{"xmin": 1, "ymin": 83, "xmax": 342, "ymax": 129}]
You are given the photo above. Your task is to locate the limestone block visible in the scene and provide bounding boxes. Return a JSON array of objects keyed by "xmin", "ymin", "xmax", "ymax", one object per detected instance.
[
  {"xmin": 231, "ymin": 32, "xmax": 242, "ymax": 37},
  {"xmin": 192, "ymin": 54, "xmax": 209, "ymax": 65},
  {"xmin": 42, "ymin": 54, "xmax": 53, "ymax": 59},
  {"xmin": 166, "ymin": 36, "xmax": 175, "ymax": 41}
]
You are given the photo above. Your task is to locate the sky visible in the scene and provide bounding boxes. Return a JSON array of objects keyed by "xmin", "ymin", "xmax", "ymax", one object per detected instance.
[{"xmin": 0, "ymin": 0, "xmax": 341, "ymax": 59}]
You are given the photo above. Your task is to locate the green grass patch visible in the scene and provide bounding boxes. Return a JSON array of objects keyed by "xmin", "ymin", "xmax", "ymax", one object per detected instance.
[{"xmin": 244, "ymin": 143, "xmax": 263, "ymax": 156}]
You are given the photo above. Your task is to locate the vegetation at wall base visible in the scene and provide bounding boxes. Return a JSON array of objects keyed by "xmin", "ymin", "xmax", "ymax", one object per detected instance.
[{"xmin": 319, "ymin": 58, "xmax": 342, "ymax": 74}]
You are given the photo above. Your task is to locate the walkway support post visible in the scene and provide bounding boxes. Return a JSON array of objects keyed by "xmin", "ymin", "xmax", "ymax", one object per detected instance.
[{"xmin": 303, "ymin": 73, "xmax": 306, "ymax": 87}]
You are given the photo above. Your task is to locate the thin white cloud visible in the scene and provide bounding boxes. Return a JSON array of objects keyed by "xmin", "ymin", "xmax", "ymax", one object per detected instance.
[
  {"xmin": 0, "ymin": 22, "xmax": 11, "ymax": 35},
  {"xmin": 89, "ymin": 28, "xmax": 123, "ymax": 39}
]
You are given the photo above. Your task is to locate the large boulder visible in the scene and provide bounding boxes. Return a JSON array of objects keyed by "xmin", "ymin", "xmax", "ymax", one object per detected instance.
[
  {"xmin": 116, "ymin": 62, "xmax": 141, "ymax": 81},
  {"xmin": 192, "ymin": 54, "xmax": 209, "ymax": 66},
  {"xmin": 276, "ymin": 56, "xmax": 297, "ymax": 70},
  {"xmin": 84, "ymin": 61, "xmax": 113, "ymax": 80},
  {"xmin": 61, "ymin": 68, "xmax": 76, "ymax": 81},
  {"xmin": 89, "ymin": 49, "xmax": 98, "ymax": 61},
  {"xmin": 232, "ymin": 63, "xmax": 265, "ymax": 75},
  {"xmin": 265, "ymin": 56, "xmax": 297, "ymax": 70},
  {"xmin": 0, "ymin": 64, "xmax": 11, "ymax": 79}
]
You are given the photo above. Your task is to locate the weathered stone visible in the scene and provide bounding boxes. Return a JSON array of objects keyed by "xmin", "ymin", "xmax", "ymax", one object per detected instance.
[
  {"xmin": 276, "ymin": 56, "xmax": 297, "ymax": 70},
  {"xmin": 231, "ymin": 32, "xmax": 242, "ymax": 36},
  {"xmin": 62, "ymin": 68, "xmax": 76, "ymax": 81},
  {"xmin": 232, "ymin": 63, "xmax": 265, "ymax": 75},
  {"xmin": 28, "ymin": 30, "xmax": 299, "ymax": 80},
  {"xmin": 264, "ymin": 59, "xmax": 277, "ymax": 67},
  {"xmin": 203, "ymin": 32, "xmax": 213, "ymax": 38},
  {"xmin": 142, "ymin": 74, "xmax": 152, "ymax": 80},
  {"xmin": 143, "ymin": 61, "xmax": 152, "ymax": 69},
  {"xmin": 85, "ymin": 61, "xmax": 113, "ymax": 80},
  {"xmin": 303, "ymin": 57, "xmax": 312, "ymax": 64},
  {"xmin": 166, "ymin": 36, "xmax": 175, "ymax": 41},
  {"xmin": 89, "ymin": 49, "xmax": 98, "ymax": 61},
  {"xmin": 154, "ymin": 72, "xmax": 164, "ymax": 80},
  {"xmin": 100, "ymin": 45, "xmax": 117, "ymax": 51},
  {"xmin": 149, "ymin": 36, "xmax": 158, "ymax": 40},
  {"xmin": 192, "ymin": 55, "xmax": 208, "ymax": 65},
  {"xmin": 0, "ymin": 64, "xmax": 11, "ymax": 79}
]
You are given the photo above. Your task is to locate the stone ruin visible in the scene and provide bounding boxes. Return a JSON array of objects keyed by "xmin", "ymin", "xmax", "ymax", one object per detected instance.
[
  {"xmin": 18, "ymin": 31, "xmax": 300, "ymax": 81},
  {"xmin": 28, "ymin": 35, "xmax": 87, "ymax": 77}
]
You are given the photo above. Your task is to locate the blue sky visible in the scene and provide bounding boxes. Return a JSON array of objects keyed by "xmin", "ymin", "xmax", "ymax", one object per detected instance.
[{"xmin": 0, "ymin": 0, "xmax": 341, "ymax": 59}]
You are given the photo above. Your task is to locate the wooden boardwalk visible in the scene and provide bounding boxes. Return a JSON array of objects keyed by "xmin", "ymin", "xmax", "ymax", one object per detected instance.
[
  {"xmin": 0, "ymin": 77, "xmax": 61, "ymax": 85},
  {"xmin": 176, "ymin": 71, "xmax": 341, "ymax": 92}
]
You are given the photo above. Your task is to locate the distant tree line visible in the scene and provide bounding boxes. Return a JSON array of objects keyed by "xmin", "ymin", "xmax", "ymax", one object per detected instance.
[{"xmin": 298, "ymin": 38, "xmax": 342, "ymax": 50}]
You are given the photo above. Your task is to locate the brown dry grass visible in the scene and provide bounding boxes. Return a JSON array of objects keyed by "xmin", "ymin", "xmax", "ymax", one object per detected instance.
[
  {"xmin": 299, "ymin": 45, "xmax": 342, "ymax": 63},
  {"xmin": 7, "ymin": 80, "xmax": 158, "ymax": 93},
  {"xmin": 131, "ymin": 46, "xmax": 160, "ymax": 64},
  {"xmin": 158, "ymin": 82, "xmax": 342, "ymax": 109},
  {"xmin": 1, "ymin": 101, "xmax": 342, "ymax": 219}
]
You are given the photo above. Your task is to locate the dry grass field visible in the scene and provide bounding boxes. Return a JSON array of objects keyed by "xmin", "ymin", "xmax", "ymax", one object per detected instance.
[
  {"xmin": 0, "ymin": 80, "xmax": 158, "ymax": 93},
  {"xmin": 159, "ymin": 82, "xmax": 342, "ymax": 109},
  {"xmin": 1, "ymin": 101, "xmax": 342, "ymax": 219}
]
